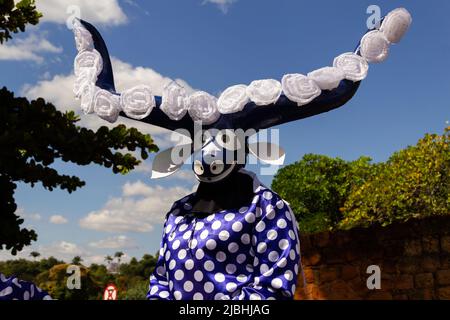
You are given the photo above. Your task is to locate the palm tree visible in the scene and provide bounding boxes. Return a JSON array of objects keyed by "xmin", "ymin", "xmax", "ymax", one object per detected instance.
[
  {"xmin": 104, "ymin": 255, "xmax": 113, "ymax": 265},
  {"xmin": 29, "ymin": 251, "xmax": 40, "ymax": 261},
  {"xmin": 71, "ymin": 256, "xmax": 83, "ymax": 265},
  {"xmin": 114, "ymin": 251, "xmax": 124, "ymax": 264}
]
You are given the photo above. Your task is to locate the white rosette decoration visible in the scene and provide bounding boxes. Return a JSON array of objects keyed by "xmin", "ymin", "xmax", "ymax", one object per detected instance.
[
  {"xmin": 380, "ymin": 8, "xmax": 412, "ymax": 44},
  {"xmin": 246, "ymin": 79, "xmax": 282, "ymax": 106},
  {"xmin": 73, "ymin": 22, "xmax": 94, "ymax": 52},
  {"xmin": 281, "ymin": 74, "xmax": 321, "ymax": 106},
  {"xmin": 187, "ymin": 91, "xmax": 220, "ymax": 125},
  {"xmin": 360, "ymin": 30, "xmax": 390, "ymax": 63},
  {"xmin": 307, "ymin": 67, "xmax": 345, "ymax": 91},
  {"xmin": 93, "ymin": 89, "xmax": 121, "ymax": 123},
  {"xmin": 333, "ymin": 53, "xmax": 369, "ymax": 82},
  {"xmin": 74, "ymin": 50, "xmax": 103, "ymax": 77},
  {"xmin": 73, "ymin": 68, "xmax": 97, "ymax": 98},
  {"xmin": 79, "ymin": 84, "xmax": 97, "ymax": 114},
  {"xmin": 120, "ymin": 85, "xmax": 155, "ymax": 120},
  {"xmin": 160, "ymin": 81, "xmax": 188, "ymax": 121},
  {"xmin": 217, "ymin": 85, "xmax": 250, "ymax": 114}
]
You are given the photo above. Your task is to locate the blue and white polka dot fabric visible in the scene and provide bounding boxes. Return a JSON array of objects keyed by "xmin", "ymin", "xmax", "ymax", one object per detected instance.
[
  {"xmin": 0, "ymin": 273, "xmax": 51, "ymax": 300},
  {"xmin": 147, "ymin": 183, "xmax": 301, "ymax": 300}
]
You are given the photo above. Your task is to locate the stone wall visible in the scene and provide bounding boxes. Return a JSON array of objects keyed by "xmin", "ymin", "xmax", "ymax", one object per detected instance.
[{"xmin": 294, "ymin": 216, "xmax": 450, "ymax": 300}]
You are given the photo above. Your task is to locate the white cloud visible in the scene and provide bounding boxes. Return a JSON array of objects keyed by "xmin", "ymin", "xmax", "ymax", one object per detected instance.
[
  {"xmin": 203, "ymin": 0, "xmax": 237, "ymax": 13},
  {"xmin": 49, "ymin": 215, "xmax": 68, "ymax": 224},
  {"xmin": 49, "ymin": 241, "xmax": 82, "ymax": 255},
  {"xmin": 0, "ymin": 241, "xmax": 125, "ymax": 266},
  {"xmin": 16, "ymin": 207, "xmax": 41, "ymax": 221},
  {"xmin": 89, "ymin": 235, "xmax": 138, "ymax": 250},
  {"xmin": 79, "ymin": 181, "xmax": 191, "ymax": 233},
  {"xmin": 0, "ymin": 33, "xmax": 62, "ymax": 63},
  {"xmin": 122, "ymin": 180, "xmax": 153, "ymax": 197},
  {"xmin": 36, "ymin": 0, "xmax": 127, "ymax": 26}
]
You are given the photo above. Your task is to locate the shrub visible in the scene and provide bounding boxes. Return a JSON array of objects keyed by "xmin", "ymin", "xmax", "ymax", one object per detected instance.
[
  {"xmin": 271, "ymin": 128, "xmax": 450, "ymax": 233},
  {"xmin": 339, "ymin": 127, "xmax": 450, "ymax": 229},
  {"xmin": 272, "ymin": 154, "xmax": 374, "ymax": 233}
]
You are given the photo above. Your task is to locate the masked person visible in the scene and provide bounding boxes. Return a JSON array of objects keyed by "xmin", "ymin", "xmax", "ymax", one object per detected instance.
[{"xmin": 70, "ymin": 8, "xmax": 411, "ymax": 300}]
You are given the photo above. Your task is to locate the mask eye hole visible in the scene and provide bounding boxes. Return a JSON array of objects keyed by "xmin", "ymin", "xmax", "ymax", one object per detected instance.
[
  {"xmin": 216, "ymin": 130, "xmax": 240, "ymax": 151},
  {"xmin": 193, "ymin": 160, "xmax": 204, "ymax": 175},
  {"xmin": 221, "ymin": 134, "xmax": 229, "ymax": 144},
  {"xmin": 210, "ymin": 160, "xmax": 224, "ymax": 175}
]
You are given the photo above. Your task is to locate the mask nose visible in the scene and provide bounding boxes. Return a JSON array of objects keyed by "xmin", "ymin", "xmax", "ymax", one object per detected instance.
[{"xmin": 192, "ymin": 139, "xmax": 226, "ymax": 177}]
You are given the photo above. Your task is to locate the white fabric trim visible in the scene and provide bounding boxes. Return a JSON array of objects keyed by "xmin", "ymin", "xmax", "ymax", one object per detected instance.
[
  {"xmin": 380, "ymin": 8, "xmax": 412, "ymax": 44},
  {"xmin": 217, "ymin": 84, "xmax": 249, "ymax": 114},
  {"xmin": 74, "ymin": 50, "xmax": 103, "ymax": 77},
  {"xmin": 73, "ymin": 22, "xmax": 94, "ymax": 52},
  {"xmin": 93, "ymin": 89, "xmax": 121, "ymax": 123},
  {"xmin": 187, "ymin": 91, "xmax": 220, "ymax": 125},
  {"xmin": 360, "ymin": 30, "xmax": 389, "ymax": 63},
  {"xmin": 333, "ymin": 52, "xmax": 369, "ymax": 82},
  {"xmin": 71, "ymin": 8, "xmax": 411, "ymax": 124},
  {"xmin": 281, "ymin": 74, "xmax": 321, "ymax": 106},
  {"xmin": 160, "ymin": 81, "xmax": 188, "ymax": 121},
  {"xmin": 307, "ymin": 67, "xmax": 345, "ymax": 91},
  {"xmin": 79, "ymin": 84, "xmax": 97, "ymax": 114},
  {"xmin": 120, "ymin": 85, "xmax": 156, "ymax": 120},
  {"xmin": 246, "ymin": 79, "xmax": 282, "ymax": 106},
  {"xmin": 73, "ymin": 68, "xmax": 97, "ymax": 98}
]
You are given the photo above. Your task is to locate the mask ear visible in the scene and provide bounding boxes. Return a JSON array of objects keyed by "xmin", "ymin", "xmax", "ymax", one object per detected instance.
[
  {"xmin": 151, "ymin": 144, "xmax": 192, "ymax": 179},
  {"xmin": 248, "ymin": 142, "xmax": 286, "ymax": 166}
]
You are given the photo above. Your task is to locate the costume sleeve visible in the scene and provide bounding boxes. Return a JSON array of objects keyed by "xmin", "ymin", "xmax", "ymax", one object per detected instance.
[
  {"xmin": 147, "ymin": 214, "xmax": 172, "ymax": 300},
  {"xmin": 234, "ymin": 192, "xmax": 301, "ymax": 300},
  {"xmin": 0, "ymin": 273, "xmax": 52, "ymax": 300}
]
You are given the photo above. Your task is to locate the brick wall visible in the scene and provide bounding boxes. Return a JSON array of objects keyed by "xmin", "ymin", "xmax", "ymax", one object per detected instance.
[{"xmin": 294, "ymin": 216, "xmax": 450, "ymax": 300}]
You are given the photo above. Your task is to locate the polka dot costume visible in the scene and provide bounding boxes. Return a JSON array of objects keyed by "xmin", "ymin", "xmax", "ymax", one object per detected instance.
[
  {"xmin": 147, "ymin": 181, "xmax": 301, "ymax": 300},
  {"xmin": 0, "ymin": 273, "xmax": 52, "ymax": 300}
]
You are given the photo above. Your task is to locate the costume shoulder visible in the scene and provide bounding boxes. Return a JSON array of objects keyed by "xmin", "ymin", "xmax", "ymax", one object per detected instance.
[{"xmin": 0, "ymin": 273, "xmax": 51, "ymax": 300}]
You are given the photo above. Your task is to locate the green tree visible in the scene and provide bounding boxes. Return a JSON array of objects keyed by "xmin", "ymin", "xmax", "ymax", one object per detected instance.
[
  {"xmin": 71, "ymin": 256, "xmax": 83, "ymax": 266},
  {"xmin": 0, "ymin": 0, "xmax": 42, "ymax": 44},
  {"xmin": 123, "ymin": 280, "xmax": 148, "ymax": 300},
  {"xmin": 114, "ymin": 251, "xmax": 124, "ymax": 264},
  {"xmin": 104, "ymin": 255, "xmax": 113, "ymax": 265},
  {"xmin": 271, "ymin": 154, "xmax": 373, "ymax": 233},
  {"xmin": 0, "ymin": 88, "xmax": 158, "ymax": 254},
  {"xmin": 0, "ymin": 253, "xmax": 159, "ymax": 299},
  {"xmin": 340, "ymin": 127, "xmax": 450, "ymax": 229},
  {"xmin": 0, "ymin": 256, "xmax": 63, "ymax": 281},
  {"xmin": 0, "ymin": 1, "xmax": 159, "ymax": 255},
  {"xmin": 36, "ymin": 264, "xmax": 102, "ymax": 300}
]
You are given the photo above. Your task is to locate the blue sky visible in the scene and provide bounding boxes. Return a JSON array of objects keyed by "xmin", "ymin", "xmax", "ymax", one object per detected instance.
[{"xmin": 0, "ymin": 0, "xmax": 448, "ymax": 264}]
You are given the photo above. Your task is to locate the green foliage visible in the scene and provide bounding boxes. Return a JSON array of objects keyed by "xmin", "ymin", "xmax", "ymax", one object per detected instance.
[
  {"xmin": 340, "ymin": 127, "xmax": 450, "ymax": 229},
  {"xmin": 0, "ymin": 254, "xmax": 158, "ymax": 300},
  {"xmin": 119, "ymin": 254, "xmax": 158, "ymax": 279},
  {"xmin": 71, "ymin": 256, "xmax": 83, "ymax": 266},
  {"xmin": 29, "ymin": 251, "xmax": 40, "ymax": 259},
  {"xmin": 0, "ymin": 256, "xmax": 63, "ymax": 281},
  {"xmin": 272, "ymin": 128, "xmax": 450, "ymax": 234},
  {"xmin": 122, "ymin": 280, "xmax": 148, "ymax": 300},
  {"xmin": 272, "ymin": 154, "xmax": 374, "ymax": 233},
  {"xmin": 0, "ymin": 0, "xmax": 42, "ymax": 43},
  {"xmin": 0, "ymin": 87, "xmax": 159, "ymax": 253},
  {"xmin": 36, "ymin": 264, "xmax": 101, "ymax": 300}
]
